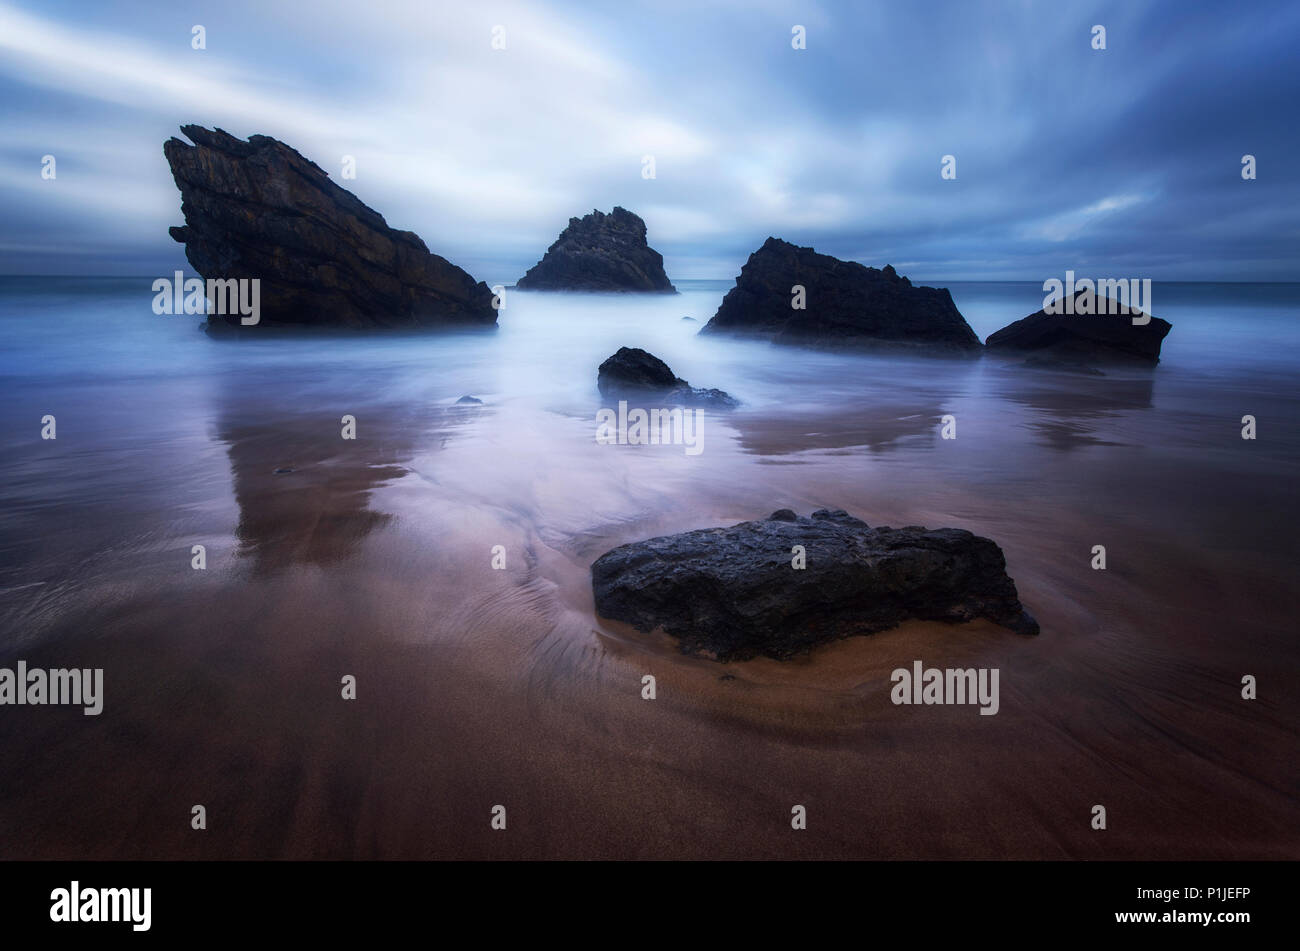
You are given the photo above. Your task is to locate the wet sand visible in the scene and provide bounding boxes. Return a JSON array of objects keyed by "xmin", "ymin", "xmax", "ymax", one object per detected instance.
[{"xmin": 1, "ymin": 372, "xmax": 1296, "ymax": 860}]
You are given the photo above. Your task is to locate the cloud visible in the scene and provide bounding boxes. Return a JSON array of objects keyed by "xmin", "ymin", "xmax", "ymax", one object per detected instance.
[
  {"xmin": 1029, "ymin": 193, "xmax": 1150, "ymax": 243},
  {"xmin": 0, "ymin": 0, "xmax": 1296, "ymax": 280}
]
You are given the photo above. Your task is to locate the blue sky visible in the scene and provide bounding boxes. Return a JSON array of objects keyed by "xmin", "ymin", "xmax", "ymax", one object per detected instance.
[{"xmin": 1, "ymin": 0, "xmax": 1297, "ymax": 282}]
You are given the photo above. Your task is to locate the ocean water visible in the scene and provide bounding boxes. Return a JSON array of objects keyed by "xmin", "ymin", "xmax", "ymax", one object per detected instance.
[
  {"xmin": 1, "ymin": 276, "xmax": 1297, "ymax": 641},
  {"xmin": 0, "ymin": 275, "xmax": 1297, "ymax": 860}
]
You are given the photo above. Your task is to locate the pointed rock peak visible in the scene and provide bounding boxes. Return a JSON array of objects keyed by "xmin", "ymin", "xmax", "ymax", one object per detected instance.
[
  {"xmin": 163, "ymin": 125, "xmax": 495, "ymax": 330},
  {"xmin": 517, "ymin": 207, "xmax": 675, "ymax": 292}
]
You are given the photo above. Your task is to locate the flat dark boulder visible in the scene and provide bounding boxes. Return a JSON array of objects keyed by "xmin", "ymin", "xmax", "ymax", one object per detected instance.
[
  {"xmin": 164, "ymin": 125, "xmax": 496, "ymax": 330},
  {"xmin": 597, "ymin": 347, "xmax": 738, "ymax": 408},
  {"xmin": 592, "ymin": 509, "xmax": 1038, "ymax": 661},
  {"xmin": 516, "ymin": 207, "xmax": 675, "ymax": 292},
  {"xmin": 986, "ymin": 289, "xmax": 1171, "ymax": 364},
  {"xmin": 700, "ymin": 237, "xmax": 982, "ymax": 353}
]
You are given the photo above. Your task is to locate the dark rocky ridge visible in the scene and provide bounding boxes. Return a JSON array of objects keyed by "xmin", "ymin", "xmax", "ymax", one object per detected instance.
[
  {"xmin": 592, "ymin": 509, "xmax": 1038, "ymax": 661},
  {"xmin": 597, "ymin": 347, "xmax": 738, "ymax": 408},
  {"xmin": 700, "ymin": 237, "xmax": 982, "ymax": 353},
  {"xmin": 985, "ymin": 289, "xmax": 1172, "ymax": 364},
  {"xmin": 517, "ymin": 207, "xmax": 675, "ymax": 292},
  {"xmin": 164, "ymin": 125, "xmax": 496, "ymax": 330}
]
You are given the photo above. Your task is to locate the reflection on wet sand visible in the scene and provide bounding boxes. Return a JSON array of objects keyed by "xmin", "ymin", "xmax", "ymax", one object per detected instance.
[
  {"xmin": 728, "ymin": 401, "xmax": 947, "ymax": 457},
  {"xmin": 216, "ymin": 399, "xmax": 489, "ymax": 574},
  {"xmin": 992, "ymin": 365, "xmax": 1156, "ymax": 451}
]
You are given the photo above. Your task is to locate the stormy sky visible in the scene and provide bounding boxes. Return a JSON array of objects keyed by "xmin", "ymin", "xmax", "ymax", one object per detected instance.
[{"xmin": 1, "ymin": 0, "xmax": 1296, "ymax": 282}]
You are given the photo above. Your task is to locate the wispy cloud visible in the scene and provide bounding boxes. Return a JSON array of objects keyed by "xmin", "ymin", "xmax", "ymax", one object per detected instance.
[
  {"xmin": 1029, "ymin": 193, "xmax": 1150, "ymax": 243},
  {"xmin": 0, "ymin": 0, "xmax": 1296, "ymax": 280}
]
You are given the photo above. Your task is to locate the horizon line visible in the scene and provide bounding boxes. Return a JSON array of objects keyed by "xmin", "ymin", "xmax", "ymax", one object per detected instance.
[{"xmin": 2, "ymin": 274, "xmax": 1299, "ymax": 285}]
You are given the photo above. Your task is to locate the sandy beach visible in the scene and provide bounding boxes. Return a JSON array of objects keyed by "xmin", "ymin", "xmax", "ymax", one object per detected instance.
[{"xmin": 1, "ymin": 303, "xmax": 1296, "ymax": 859}]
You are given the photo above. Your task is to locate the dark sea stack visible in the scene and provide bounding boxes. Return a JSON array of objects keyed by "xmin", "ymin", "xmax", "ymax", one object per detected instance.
[
  {"xmin": 592, "ymin": 509, "xmax": 1038, "ymax": 661},
  {"xmin": 597, "ymin": 347, "xmax": 738, "ymax": 408},
  {"xmin": 516, "ymin": 207, "xmax": 676, "ymax": 292},
  {"xmin": 986, "ymin": 290, "xmax": 1172, "ymax": 364},
  {"xmin": 163, "ymin": 125, "xmax": 496, "ymax": 330},
  {"xmin": 700, "ymin": 237, "xmax": 981, "ymax": 353}
]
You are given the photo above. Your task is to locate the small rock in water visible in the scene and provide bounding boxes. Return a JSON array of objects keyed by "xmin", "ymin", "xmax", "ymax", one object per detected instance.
[
  {"xmin": 273, "ymin": 467, "xmax": 295, "ymax": 475},
  {"xmin": 592, "ymin": 509, "xmax": 1038, "ymax": 661},
  {"xmin": 455, "ymin": 395, "xmax": 484, "ymax": 404},
  {"xmin": 597, "ymin": 347, "xmax": 738, "ymax": 409},
  {"xmin": 681, "ymin": 316, "xmax": 697, "ymax": 322}
]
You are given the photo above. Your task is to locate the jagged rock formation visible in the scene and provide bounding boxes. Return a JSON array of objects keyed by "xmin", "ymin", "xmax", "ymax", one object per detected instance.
[
  {"xmin": 163, "ymin": 125, "xmax": 496, "ymax": 329},
  {"xmin": 700, "ymin": 238, "xmax": 981, "ymax": 352},
  {"xmin": 592, "ymin": 509, "xmax": 1038, "ymax": 661},
  {"xmin": 986, "ymin": 289, "xmax": 1172, "ymax": 364},
  {"xmin": 597, "ymin": 347, "xmax": 738, "ymax": 408},
  {"xmin": 516, "ymin": 207, "xmax": 675, "ymax": 292}
]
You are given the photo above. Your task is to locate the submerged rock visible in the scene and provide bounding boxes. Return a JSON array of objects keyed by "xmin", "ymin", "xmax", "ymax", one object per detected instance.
[
  {"xmin": 163, "ymin": 125, "xmax": 496, "ymax": 330},
  {"xmin": 700, "ymin": 237, "xmax": 981, "ymax": 353},
  {"xmin": 592, "ymin": 509, "xmax": 1038, "ymax": 661},
  {"xmin": 597, "ymin": 347, "xmax": 738, "ymax": 408},
  {"xmin": 986, "ymin": 289, "xmax": 1172, "ymax": 364},
  {"xmin": 516, "ymin": 207, "xmax": 675, "ymax": 292}
]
